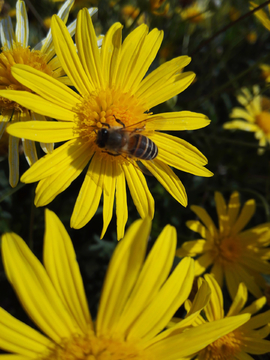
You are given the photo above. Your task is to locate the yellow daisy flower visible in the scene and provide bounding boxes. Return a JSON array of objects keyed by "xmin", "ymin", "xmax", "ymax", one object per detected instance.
[
  {"xmin": 171, "ymin": 275, "xmax": 270, "ymax": 360},
  {"xmin": 0, "ymin": 0, "xmax": 98, "ymax": 187},
  {"xmin": 250, "ymin": 1, "xmax": 270, "ymax": 31},
  {"xmin": 2, "ymin": 9, "xmax": 212, "ymax": 239},
  {"xmin": 0, "ymin": 210, "xmax": 250, "ymax": 360},
  {"xmin": 176, "ymin": 191, "xmax": 270, "ymax": 299},
  {"xmin": 223, "ymin": 86, "xmax": 270, "ymax": 155}
]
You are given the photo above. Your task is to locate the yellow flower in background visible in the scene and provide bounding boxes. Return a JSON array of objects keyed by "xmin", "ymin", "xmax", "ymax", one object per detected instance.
[
  {"xmin": 3, "ymin": 9, "xmax": 212, "ymax": 239},
  {"xmin": 229, "ymin": 6, "xmax": 241, "ymax": 22},
  {"xmin": 250, "ymin": 1, "xmax": 270, "ymax": 31},
  {"xmin": 179, "ymin": 0, "xmax": 212, "ymax": 24},
  {"xmin": 0, "ymin": 210, "xmax": 249, "ymax": 360},
  {"xmin": 121, "ymin": 5, "xmax": 145, "ymax": 27},
  {"xmin": 246, "ymin": 30, "xmax": 257, "ymax": 44},
  {"xmin": 0, "ymin": 0, "xmax": 98, "ymax": 187},
  {"xmin": 176, "ymin": 191, "xmax": 270, "ymax": 299},
  {"xmin": 223, "ymin": 86, "xmax": 270, "ymax": 155},
  {"xmin": 260, "ymin": 63, "xmax": 270, "ymax": 82},
  {"xmin": 171, "ymin": 275, "xmax": 270, "ymax": 359}
]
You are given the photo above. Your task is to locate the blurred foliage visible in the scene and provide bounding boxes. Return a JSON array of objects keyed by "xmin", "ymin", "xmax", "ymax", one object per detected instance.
[{"xmin": 1, "ymin": 0, "xmax": 270, "ymax": 357}]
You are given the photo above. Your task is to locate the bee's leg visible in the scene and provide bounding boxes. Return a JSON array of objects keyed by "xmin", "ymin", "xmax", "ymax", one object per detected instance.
[
  {"xmin": 113, "ymin": 115, "xmax": 125, "ymax": 128},
  {"xmin": 102, "ymin": 150, "xmax": 120, "ymax": 157},
  {"xmin": 101, "ymin": 122, "xmax": 110, "ymax": 128}
]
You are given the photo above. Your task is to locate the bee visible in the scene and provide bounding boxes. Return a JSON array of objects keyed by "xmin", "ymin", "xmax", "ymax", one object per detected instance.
[{"xmin": 96, "ymin": 118, "xmax": 158, "ymax": 160}]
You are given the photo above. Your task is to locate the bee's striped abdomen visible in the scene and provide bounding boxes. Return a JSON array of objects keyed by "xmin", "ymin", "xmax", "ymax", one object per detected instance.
[{"xmin": 128, "ymin": 134, "xmax": 158, "ymax": 160}]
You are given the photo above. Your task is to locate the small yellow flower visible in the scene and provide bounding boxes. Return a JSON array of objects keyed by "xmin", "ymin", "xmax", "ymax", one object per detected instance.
[
  {"xmin": 223, "ymin": 86, "xmax": 270, "ymax": 155},
  {"xmin": 176, "ymin": 191, "xmax": 270, "ymax": 299},
  {"xmin": 121, "ymin": 5, "xmax": 145, "ymax": 27},
  {"xmin": 250, "ymin": 1, "xmax": 270, "ymax": 31},
  {"xmin": 171, "ymin": 275, "xmax": 270, "ymax": 360},
  {"xmin": 229, "ymin": 6, "xmax": 241, "ymax": 22},
  {"xmin": 0, "ymin": 211, "xmax": 250, "ymax": 360},
  {"xmin": 179, "ymin": 0, "xmax": 212, "ymax": 24},
  {"xmin": 0, "ymin": 0, "xmax": 98, "ymax": 187},
  {"xmin": 260, "ymin": 63, "xmax": 270, "ymax": 82},
  {"xmin": 3, "ymin": 10, "xmax": 212, "ymax": 239},
  {"xmin": 246, "ymin": 30, "xmax": 257, "ymax": 44}
]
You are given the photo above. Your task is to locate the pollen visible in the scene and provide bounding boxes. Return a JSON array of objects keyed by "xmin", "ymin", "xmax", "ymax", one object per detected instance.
[
  {"xmin": 0, "ymin": 43, "xmax": 54, "ymax": 111},
  {"xmin": 199, "ymin": 331, "xmax": 242, "ymax": 360},
  {"xmin": 40, "ymin": 331, "xmax": 152, "ymax": 360},
  {"xmin": 256, "ymin": 111, "xmax": 270, "ymax": 135},
  {"xmin": 213, "ymin": 236, "xmax": 243, "ymax": 265},
  {"xmin": 76, "ymin": 88, "xmax": 149, "ymax": 151}
]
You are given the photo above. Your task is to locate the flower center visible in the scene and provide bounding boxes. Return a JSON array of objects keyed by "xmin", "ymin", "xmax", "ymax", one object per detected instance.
[
  {"xmin": 40, "ymin": 331, "xmax": 152, "ymax": 360},
  {"xmin": 214, "ymin": 236, "xmax": 242, "ymax": 265},
  {"xmin": 0, "ymin": 43, "xmax": 54, "ymax": 111},
  {"xmin": 256, "ymin": 111, "xmax": 270, "ymax": 135},
  {"xmin": 75, "ymin": 88, "xmax": 150, "ymax": 160},
  {"xmin": 199, "ymin": 331, "xmax": 242, "ymax": 360}
]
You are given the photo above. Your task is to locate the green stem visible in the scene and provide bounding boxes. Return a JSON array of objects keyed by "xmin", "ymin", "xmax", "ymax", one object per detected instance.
[{"xmin": 0, "ymin": 182, "xmax": 25, "ymax": 203}]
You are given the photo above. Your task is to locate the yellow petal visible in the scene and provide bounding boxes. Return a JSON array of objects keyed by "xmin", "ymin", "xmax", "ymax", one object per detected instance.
[
  {"xmin": 145, "ymin": 111, "xmax": 210, "ymax": 131},
  {"xmin": 127, "ymin": 258, "xmax": 194, "ymax": 342},
  {"xmin": 231, "ymin": 198, "xmax": 256, "ymax": 235},
  {"xmin": 76, "ymin": 9, "xmax": 104, "ymax": 89},
  {"xmin": 190, "ymin": 205, "xmax": 218, "ymax": 239},
  {"xmin": 43, "ymin": 209, "xmax": 93, "ymax": 332},
  {"xmin": 101, "ymin": 160, "xmax": 117, "ymax": 238},
  {"xmin": 227, "ymin": 191, "xmax": 240, "ymax": 228},
  {"xmin": 136, "ymin": 56, "xmax": 192, "ymax": 106},
  {"xmin": 51, "ymin": 14, "xmax": 93, "ymax": 95},
  {"xmin": 96, "ymin": 218, "xmax": 151, "ymax": 336},
  {"xmin": 116, "ymin": 168, "xmax": 128, "ymax": 240},
  {"xmin": 214, "ymin": 192, "xmax": 229, "ymax": 236},
  {"xmin": 71, "ymin": 154, "xmax": 104, "ymax": 229},
  {"xmin": 176, "ymin": 239, "xmax": 208, "ymax": 257},
  {"xmin": 15, "ymin": 0, "xmax": 28, "ymax": 48},
  {"xmin": 142, "ymin": 158, "xmax": 187, "ymax": 207},
  {"xmin": 0, "ymin": 90, "xmax": 74, "ymax": 121},
  {"xmin": 7, "ymin": 121, "xmax": 76, "ymax": 143},
  {"xmin": 126, "ymin": 28, "xmax": 163, "ymax": 94},
  {"xmin": 115, "ymin": 225, "xmax": 177, "ymax": 335},
  {"xmin": 0, "ymin": 307, "xmax": 50, "ymax": 358},
  {"xmin": 11, "ymin": 64, "xmax": 81, "ymax": 110},
  {"xmin": 194, "ymin": 252, "xmax": 214, "ymax": 275},
  {"xmin": 151, "ymin": 132, "xmax": 208, "ymax": 166},
  {"xmin": 100, "ymin": 22, "xmax": 123, "ymax": 87},
  {"xmin": 115, "ymin": 24, "xmax": 149, "ymax": 91},
  {"xmin": 122, "ymin": 162, "xmax": 154, "ymax": 219},
  {"xmin": 186, "ymin": 220, "xmax": 212, "ymax": 242},
  {"xmin": 1, "ymin": 233, "xmax": 78, "ymax": 343},
  {"xmin": 223, "ymin": 120, "xmax": 259, "ymax": 132},
  {"xmin": 227, "ymin": 283, "xmax": 248, "ymax": 317},
  {"xmin": 204, "ymin": 274, "xmax": 224, "ymax": 321},
  {"xmin": 147, "ymin": 314, "xmax": 250, "ymax": 358},
  {"xmin": 21, "ymin": 139, "xmax": 89, "ymax": 183}
]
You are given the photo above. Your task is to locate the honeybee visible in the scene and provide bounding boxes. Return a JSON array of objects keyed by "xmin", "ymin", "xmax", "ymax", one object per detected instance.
[{"xmin": 96, "ymin": 118, "xmax": 158, "ymax": 160}]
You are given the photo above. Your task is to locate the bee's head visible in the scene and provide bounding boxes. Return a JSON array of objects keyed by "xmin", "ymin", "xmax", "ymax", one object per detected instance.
[{"xmin": 96, "ymin": 128, "xmax": 109, "ymax": 148}]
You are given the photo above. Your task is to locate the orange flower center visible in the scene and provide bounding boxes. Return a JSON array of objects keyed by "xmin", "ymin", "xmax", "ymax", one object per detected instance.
[
  {"xmin": 75, "ymin": 88, "xmax": 151, "ymax": 160},
  {"xmin": 199, "ymin": 331, "xmax": 242, "ymax": 360},
  {"xmin": 214, "ymin": 236, "xmax": 242, "ymax": 265},
  {"xmin": 41, "ymin": 331, "xmax": 152, "ymax": 360},
  {"xmin": 0, "ymin": 43, "xmax": 54, "ymax": 112},
  {"xmin": 256, "ymin": 111, "xmax": 270, "ymax": 135}
]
